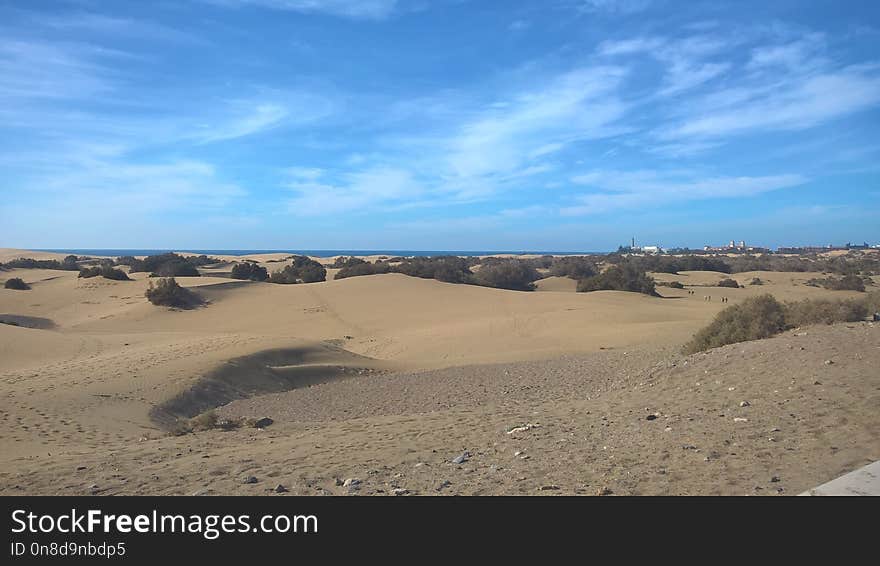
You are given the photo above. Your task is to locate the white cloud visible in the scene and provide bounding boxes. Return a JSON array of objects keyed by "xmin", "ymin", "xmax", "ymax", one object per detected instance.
[
  {"xmin": 447, "ymin": 66, "xmax": 628, "ymax": 179},
  {"xmin": 578, "ymin": 0, "xmax": 652, "ymax": 15},
  {"xmin": 661, "ymin": 65, "xmax": 880, "ymax": 140},
  {"xmin": 285, "ymin": 167, "xmax": 423, "ymax": 215},
  {"xmin": 206, "ymin": 0, "xmax": 399, "ymax": 20},
  {"xmin": 563, "ymin": 170, "xmax": 808, "ymax": 214}
]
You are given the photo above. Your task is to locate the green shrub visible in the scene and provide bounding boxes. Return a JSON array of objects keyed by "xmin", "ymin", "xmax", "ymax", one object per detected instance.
[
  {"xmin": 79, "ymin": 266, "xmax": 131, "ymax": 280},
  {"xmin": 784, "ymin": 298, "xmax": 868, "ymax": 327},
  {"xmin": 332, "ymin": 256, "xmax": 366, "ymax": 269},
  {"xmin": 145, "ymin": 278, "xmax": 202, "ymax": 309},
  {"xmin": 684, "ymin": 292, "xmax": 878, "ymax": 354},
  {"xmin": 129, "ymin": 253, "xmax": 203, "ymax": 277},
  {"xmin": 684, "ymin": 295, "xmax": 787, "ymax": 354},
  {"xmin": 269, "ymin": 256, "xmax": 326, "ymax": 284},
  {"xmin": 472, "ymin": 259, "xmax": 540, "ymax": 291},
  {"xmin": 577, "ymin": 264, "xmax": 658, "ymax": 296},
  {"xmin": 717, "ymin": 278, "xmax": 740, "ymax": 288},
  {"xmin": 393, "ymin": 256, "xmax": 473, "ymax": 284},
  {"xmin": 806, "ymin": 275, "xmax": 865, "ymax": 292},
  {"xmin": 231, "ymin": 262, "xmax": 268, "ymax": 281},
  {"xmin": 4, "ymin": 278, "xmax": 30, "ymax": 290},
  {"xmin": 150, "ymin": 260, "xmax": 200, "ymax": 277},
  {"xmin": 548, "ymin": 256, "xmax": 597, "ymax": 279},
  {"xmin": 335, "ymin": 261, "xmax": 391, "ymax": 279}
]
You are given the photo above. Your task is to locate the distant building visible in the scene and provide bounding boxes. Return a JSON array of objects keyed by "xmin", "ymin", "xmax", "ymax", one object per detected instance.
[
  {"xmin": 641, "ymin": 245, "xmax": 663, "ymax": 254},
  {"xmin": 703, "ymin": 239, "xmax": 768, "ymax": 254}
]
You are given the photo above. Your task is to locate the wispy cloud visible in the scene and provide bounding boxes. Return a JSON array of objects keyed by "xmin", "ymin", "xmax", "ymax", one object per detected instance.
[
  {"xmin": 205, "ymin": 0, "xmax": 399, "ymax": 20},
  {"xmin": 577, "ymin": 0, "xmax": 652, "ymax": 15},
  {"xmin": 659, "ymin": 64, "xmax": 880, "ymax": 140},
  {"xmin": 285, "ymin": 167, "xmax": 423, "ymax": 215},
  {"xmin": 563, "ymin": 170, "xmax": 808, "ymax": 214}
]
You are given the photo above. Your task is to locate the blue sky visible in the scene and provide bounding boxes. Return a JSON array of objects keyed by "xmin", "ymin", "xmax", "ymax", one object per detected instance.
[{"xmin": 1, "ymin": 0, "xmax": 879, "ymax": 251}]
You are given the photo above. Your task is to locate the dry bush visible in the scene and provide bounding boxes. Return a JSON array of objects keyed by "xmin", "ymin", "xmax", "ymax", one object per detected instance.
[
  {"xmin": 145, "ymin": 278, "xmax": 202, "ymax": 309},
  {"xmin": 231, "ymin": 262, "xmax": 268, "ymax": 281},
  {"xmin": 4, "ymin": 277, "xmax": 30, "ymax": 290},
  {"xmin": 269, "ymin": 256, "xmax": 326, "ymax": 284},
  {"xmin": 684, "ymin": 295, "xmax": 787, "ymax": 354},
  {"xmin": 334, "ymin": 261, "xmax": 391, "ymax": 279},
  {"xmin": 717, "ymin": 278, "xmax": 740, "ymax": 288},
  {"xmin": 472, "ymin": 259, "xmax": 541, "ymax": 291},
  {"xmin": 577, "ymin": 264, "xmax": 658, "ymax": 296}
]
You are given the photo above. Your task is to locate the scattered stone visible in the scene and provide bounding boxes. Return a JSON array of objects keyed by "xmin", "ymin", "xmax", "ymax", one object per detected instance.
[
  {"xmin": 414, "ymin": 462, "xmax": 425, "ymax": 468},
  {"xmin": 334, "ymin": 477, "xmax": 344, "ymax": 486},
  {"xmin": 76, "ymin": 465, "xmax": 87, "ymax": 471},
  {"xmin": 645, "ymin": 414, "xmax": 658, "ymax": 421},
  {"xmin": 506, "ymin": 423, "xmax": 540, "ymax": 434},
  {"xmin": 342, "ymin": 478, "xmax": 361, "ymax": 488},
  {"xmin": 770, "ymin": 476, "xmax": 781, "ymax": 483},
  {"xmin": 253, "ymin": 417, "xmax": 274, "ymax": 429},
  {"xmin": 435, "ymin": 480, "xmax": 452, "ymax": 492},
  {"xmin": 740, "ymin": 401, "xmax": 751, "ymax": 407},
  {"xmin": 823, "ymin": 360, "xmax": 834, "ymax": 365},
  {"xmin": 733, "ymin": 417, "xmax": 748, "ymax": 423},
  {"xmin": 769, "ymin": 427, "xmax": 780, "ymax": 433},
  {"xmin": 392, "ymin": 488, "xmax": 409, "ymax": 496},
  {"xmin": 596, "ymin": 486, "xmax": 613, "ymax": 496},
  {"xmin": 243, "ymin": 476, "xmax": 258, "ymax": 484},
  {"xmin": 539, "ymin": 485, "xmax": 560, "ymax": 491},
  {"xmin": 451, "ymin": 451, "xmax": 470, "ymax": 465},
  {"xmin": 273, "ymin": 484, "xmax": 288, "ymax": 493}
]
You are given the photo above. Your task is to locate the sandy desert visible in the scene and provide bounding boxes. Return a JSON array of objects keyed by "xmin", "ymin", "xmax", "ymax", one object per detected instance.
[{"xmin": 1, "ymin": 248, "xmax": 878, "ymax": 496}]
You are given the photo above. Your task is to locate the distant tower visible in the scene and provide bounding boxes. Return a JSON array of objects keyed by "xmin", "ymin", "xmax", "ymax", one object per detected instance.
[
  {"xmin": 739, "ymin": 240, "xmax": 745, "ymax": 249},
  {"xmin": 632, "ymin": 236, "xmax": 635, "ymax": 249},
  {"xmin": 729, "ymin": 240, "xmax": 735, "ymax": 248}
]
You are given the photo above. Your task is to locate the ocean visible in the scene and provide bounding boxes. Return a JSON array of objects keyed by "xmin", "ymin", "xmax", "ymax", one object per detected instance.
[{"xmin": 36, "ymin": 249, "xmax": 605, "ymax": 258}]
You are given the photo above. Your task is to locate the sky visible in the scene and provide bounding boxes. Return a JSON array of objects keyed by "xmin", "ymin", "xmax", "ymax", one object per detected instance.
[{"xmin": 1, "ymin": 0, "xmax": 879, "ymax": 251}]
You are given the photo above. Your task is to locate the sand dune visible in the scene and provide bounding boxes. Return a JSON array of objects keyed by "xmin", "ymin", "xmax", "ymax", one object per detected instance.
[{"xmin": 2, "ymin": 251, "xmax": 877, "ymax": 494}]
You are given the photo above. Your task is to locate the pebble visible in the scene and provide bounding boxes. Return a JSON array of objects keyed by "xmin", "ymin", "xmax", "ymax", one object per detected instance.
[
  {"xmin": 740, "ymin": 401, "xmax": 750, "ymax": 407},
  {"xmin": 243, "ymin": 476, "xmax": 258, "ymax": 484},
  {"xmin": 253, "ymin": 417, "xmax": 274, "ymax": 429},
  {"xmin": 435, "ymin": 480, "xmax": 452, "ymax": 492},
  {"xmin": 392, "ymin": 488, "xmax": 410, "ymax": 496},
  {"xmin": 342, "ymin": 478, "xmax": 361, "ymax": 488},
  {"xmin": 273, "ymin": 484, "xmax": 288, "ymax": 493},
  {"xmin": 451, "ymin": 451, "xmax": 470, "ymax": 465}
]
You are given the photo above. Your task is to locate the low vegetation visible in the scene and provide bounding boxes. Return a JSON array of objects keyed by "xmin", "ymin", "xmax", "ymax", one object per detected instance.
[
  {"xmin": 577, "ymin": 264, "xmax": 658, "ymax": 296},
  {"xmin": 472, "ymin": 259, "xmax": 541, "ymax": 291},
  {"xmin": 145, "ymin": 277, "xmax": 202, "ymax": 309},
  {"xmin": 717, "ymin": 278, "xmax": 740, "ymax": 288},
  {"xmin": 231, "ymin": 262, "xmax": 268, "ymax": 281},
  {"xmin": 332, "ymin": 256, "xmax": 367, "ymax": 269},
  {"xmin": 394, "ymin": 256, "xmax": 474, "ymax": 284},
  {"xmin": 806, "ymin": 274, "xmax": 866, "ymax": 292},
  {"xmin": 684, "ymin": 292, "xmax": 879, "ymax": 354},
  {"xmin": 548, "ymin": 256, "xmax": 597, "ymax": 279},
  {"xmin": 334, "ymin": 261, "xmax": 391, "ymax": 279},
  {"xmin": 0, "ymin": 257, "xmax": 80, "ymax": 271},
  {"xmin": 78, "ymin": 265, "xmax": 131, "ymax": 281},
  {"xmin": 124, "ymin": 253, "xmax": 213, "ymax": 277},
  {"xmin": 658, "ymin": 281, "xmax": 685, "ymax": 289},
  {"xmin": 4, "ymin": 278, "xmax": 30, "ymax": 290},
  {"xmin": 269, "ymin": 256, "xmax": 326, "ymax": 284}
]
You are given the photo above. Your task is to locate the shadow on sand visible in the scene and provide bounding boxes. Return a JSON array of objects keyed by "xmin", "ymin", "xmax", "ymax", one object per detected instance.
[{"xmin": 149, "ymin": 342, "xmax": 385, "ymax": 431}]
